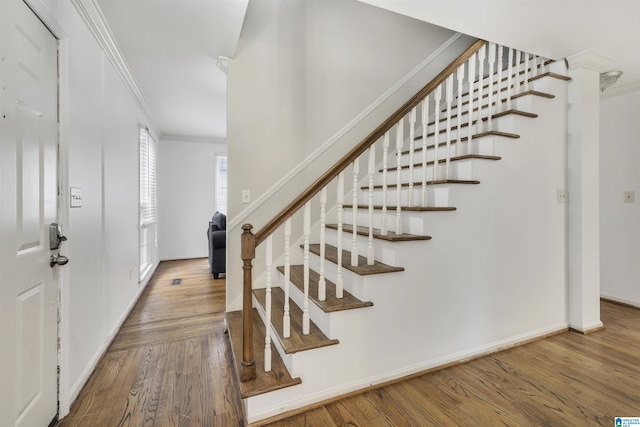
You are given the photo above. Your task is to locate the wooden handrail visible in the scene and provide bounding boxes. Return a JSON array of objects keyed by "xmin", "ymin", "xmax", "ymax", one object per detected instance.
[
  {"xmin": 254, "ymin": 39, "xmax": 486, "ymax": 247},
  {"xmin": 240, "ymin": 39, "xmax": 486, "ymax": 383}
]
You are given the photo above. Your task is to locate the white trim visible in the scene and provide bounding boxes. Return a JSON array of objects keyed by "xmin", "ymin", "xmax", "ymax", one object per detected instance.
[
  {"xmin": 569, "ymin": 320, "xmax": 604, "ymax": 333},
  {"xmin": 70, "ymin": 0, "xmax": 159, "ymax": 135},
  {"xmin": 566, "ymin": 49, "xmax": 615, "ymax": 72},
  {"xmin": 601, "ymin": 293, "xmax": 640, "ymax": 309},
  {"xmin": 228, "ymin": 32, "xmax": 464, "ymax": 231},
  {"xmin": 246, "ymin": 322, "xmax": 570, "ymax": 423},
  {"xmin": 69, "ymin": 260, "xmax": 159, "ymax": 403}
]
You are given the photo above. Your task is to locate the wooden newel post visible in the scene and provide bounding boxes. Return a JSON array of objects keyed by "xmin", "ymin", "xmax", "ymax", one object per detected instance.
[{"xmin": 240, "ymin": 224, "xmax": 257, "ymax": 382}]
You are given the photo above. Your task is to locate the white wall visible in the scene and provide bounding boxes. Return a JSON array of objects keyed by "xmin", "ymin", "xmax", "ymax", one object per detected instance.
[
  {"xmin": 227, "ymin": 0, "xmax": 473, "ymax": 310},
  {"xmin": 600, "ymin": 88, "xmax": 640, "ymax": 306},
  {"xmin": 39, "ymin": 0, "xmax": 159, "ymax": 410},
  {"xmin": 158, "ymin": 138, "xmax": 227, "ymax": 260}
]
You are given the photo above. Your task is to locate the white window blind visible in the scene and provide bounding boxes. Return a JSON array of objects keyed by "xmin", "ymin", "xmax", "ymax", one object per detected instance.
[
  {"xmin": 216, "ymin": 155, "xmax": 227, "ymax": 214},
  {"xmin": 140, "ymin": 127, "xmax": 157, "ymax": 226}
]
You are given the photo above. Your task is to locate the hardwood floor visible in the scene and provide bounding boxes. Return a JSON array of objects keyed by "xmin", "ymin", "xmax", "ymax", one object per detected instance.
[
  {"xmin": 58, "ymin": 259, "xmax": 640, "ymax": 426},
  {"xmin": 57, "ymin": 259, "xmax": 244, "ymax": 426},
  {"xmin": 262, "ymin": 301, "xmax": 640, "ymax": 427}
]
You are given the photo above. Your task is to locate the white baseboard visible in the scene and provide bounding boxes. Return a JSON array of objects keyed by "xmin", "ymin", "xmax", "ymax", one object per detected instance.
[
  {"xmin": 601, "ymin": 293, "xmax": 640, "ymax": 309},
  {"xmin": 247, "ymin": 322, "xmax": 569, "ymax": 423},
  {"xmin": 68, "ymin": 260, "xmax": 159, "ymax": 404}
]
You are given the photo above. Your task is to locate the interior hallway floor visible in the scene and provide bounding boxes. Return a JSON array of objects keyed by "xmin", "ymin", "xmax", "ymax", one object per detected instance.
[
  {"xmin": 58, "ymin": 258, "xmax": 640, "ymax": 426},
  {"xmin": 57, "ymin": 258, "xmax": 244, "ymax": 426}
]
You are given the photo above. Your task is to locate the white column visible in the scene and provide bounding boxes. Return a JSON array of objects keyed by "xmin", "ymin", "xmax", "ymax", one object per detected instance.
[{"xmin": 566, "ymin": 49, "xmax": 613, "ymax": 333}]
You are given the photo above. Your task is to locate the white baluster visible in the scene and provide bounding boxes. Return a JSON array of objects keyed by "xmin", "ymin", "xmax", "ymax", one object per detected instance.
[
  {"xmin": 496, "ymin": 45, "xmax": 504, "ymax": 113},
  {"xmin": 381, "ymin": 132, "xmax": 390, "ymax": 235},
  {"xmin": 532, "ymin": 55, "xmax": 540, "ymax": 78},
  {"xmin": 351, "ymin": 158, "xmax": 359, "ymax": 266},
  {"xmin": 433, "ymin": 85, "xmax": 442, "ymax": 179},
  {"xmin": 336, "ymin": 172, "xmax": 344, "ymax": 298},
  {"xmin": 283, "ymin": 218, "xmax": 291, "ymax": 338},
  {"xmin": 408, "ymin": 108, "xmax": 416, "ymax": 207},
  {"xmin": 523, "ymin": 52, "xmax": 530, "ymax": 92},
  {"xmin": 264, "ymin": 235, "xmax": 273, "ymax": 372},
  {"xmin": 467, "ymin": 53, "xmax": 476, "ymax": 155},
  {"xmin": 487, "ymin": 42, "xmax": 496, "ymax": 130},
  {"xmin": 506, "ymin": 47, "xmax": 514, "ymax": 111},
  {"xmin": 455, "ymin": 64, "xmax": 464, "ymax": 156},
  {"xmin": 318, "ymin": 187, "xmax": 327, "ymax": 301},
  {"xmin": 445, "ymin": 74, "xmax": 453, "ymax": 180},
  {"xmin": 302, "ymin": 202, "xmax": 310, "ymax": 335},
  {"xmin": 395, "ymin": 118, "xmax": 404, "ymax": 235},
  {"xmin": 367, "ymin": 145, "xmax": 375, "ymax": 265},
  {"xmin": 476, "ymin": 44, "xmax": 486, "ymax": 135},
  {"xmin": 421, "ymin": 97, "xmax": 429, "ymax": 207},
  {"xmin": 514, "ymin": 50, "xmax": 522, "ymax": 93}
]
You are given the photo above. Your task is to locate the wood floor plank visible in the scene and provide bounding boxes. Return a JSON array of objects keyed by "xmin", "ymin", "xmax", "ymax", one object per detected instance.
[
  {"xmin": 57, "ymin": 258, "xmax": 243, "ymax": 427},
  {"xmin": 262, "ymin": 301, "xmax": 640, "ymax": 427},
  {"xmin": 58, "ymin": 260, "xmax": 640, "ymax": 427}
]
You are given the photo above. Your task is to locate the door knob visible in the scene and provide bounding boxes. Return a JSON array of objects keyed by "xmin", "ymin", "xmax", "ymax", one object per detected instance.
[{"xmin": 50, "ymin": 254, "xmax": 69, "ymax": 267}]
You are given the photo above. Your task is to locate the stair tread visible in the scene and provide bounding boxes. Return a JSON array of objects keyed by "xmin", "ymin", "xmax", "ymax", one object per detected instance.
[
  {"xmin": 254, "ymin": 287, "xmax": 340, "ymax": 353},
  {"xmin": 277, "ymin": 265, "xmax": 374, "ymax": 312},
  {"xmin": 325, "ymin": 224, "xmax": 431, "ymax": 241},
  {"xmin": 511, "ymin": 90, "xmax": 555, "ymax": 100},
  {"xmin": 383, "ymin": 154, "xmax": 501, "ymax": 172},
  {"xmin": 422, "ymin": 109, "xmax": 537, "ymax": 135},
  {"xmin": 401, "ymin": 130, "xmax": 519, "ymax": 156},
  {"xmin": 306, "ymin": 243, "xmax": 404, "ymax": 275},
  {"xmin": 449, "ymin": 89, "xmax": 555, "ymax": 111},
  {"xmin": 528, "ymin": 71, "xmax": 571, "ymax": 82},
  {"xmin": 344, "ymin": 204, "xmax": 456, "ymax": 212},
  {"xmin": 226, "ymin": 309, "xmax": 302, "ymax": 398},
  {"xmin": 363, "ymin": 179, "xmax": 480, "ymax": 190}
]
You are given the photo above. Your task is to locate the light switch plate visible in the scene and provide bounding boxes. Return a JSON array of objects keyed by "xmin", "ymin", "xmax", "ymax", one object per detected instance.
[{"xmin": 70, "ymin": 187, "xmax": 82, "ymax": 208}]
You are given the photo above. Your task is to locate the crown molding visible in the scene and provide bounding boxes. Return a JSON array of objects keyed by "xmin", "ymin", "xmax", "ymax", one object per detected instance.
[
  {"xmin": 70, "ymin": 0, "xmax": 160, "ymax": 134},
  {"xmin": 217, "ymin": 56, "xmax": 231, "ymax": 75},
  {"xmin": 566, "ymin": 49, "xmax": 615, "ymax": 72}
]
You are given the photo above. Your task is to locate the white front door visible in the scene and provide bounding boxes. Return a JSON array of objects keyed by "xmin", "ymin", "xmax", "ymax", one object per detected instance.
[{"xmin": 0, "ymin": 1, "xmax": 60, "ymax": 426}]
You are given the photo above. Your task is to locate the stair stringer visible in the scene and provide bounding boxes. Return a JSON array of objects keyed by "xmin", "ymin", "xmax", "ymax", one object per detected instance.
[{"xmin": 242, "ymin": 72, "xmax": 570, "ymax": 424}]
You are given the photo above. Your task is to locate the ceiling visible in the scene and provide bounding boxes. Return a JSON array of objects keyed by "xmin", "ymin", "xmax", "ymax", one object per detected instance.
[
  {"xmin": 359, "ymin": 0, "xmax": 640, "ymax": 92},
  {"xmin": 97, "ymin": 0, "xmax": 248, "ymax": 141},
  {"xmin": 95, "ymin": 0, "xmax": 638, "ymax": 142}
]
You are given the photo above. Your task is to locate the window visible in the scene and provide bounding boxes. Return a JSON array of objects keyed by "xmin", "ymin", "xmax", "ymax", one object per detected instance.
[
  {"xmin": 139, "ymin": 127, "xmax": 157, "ymax": 277},
  {"xmin": 216, "ymin": 154, "xmax": 227, "ymax": 214}
]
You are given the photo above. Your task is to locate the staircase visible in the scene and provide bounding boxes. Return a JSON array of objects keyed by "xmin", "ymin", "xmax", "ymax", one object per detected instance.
[{"xmin": 227, "ymin": 40, "xmax": 571, "ymax": 423}]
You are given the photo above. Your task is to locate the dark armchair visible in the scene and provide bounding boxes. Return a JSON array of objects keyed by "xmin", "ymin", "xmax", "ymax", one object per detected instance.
[{"xmin": 208, "ymin": 211, "xmax": 226, "ymax": 279}]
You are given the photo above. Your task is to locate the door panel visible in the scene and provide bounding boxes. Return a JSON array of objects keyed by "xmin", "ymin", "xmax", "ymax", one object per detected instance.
[{"xmin": 0, "ymin": 0, "xmax": 59, "ymax": 426}]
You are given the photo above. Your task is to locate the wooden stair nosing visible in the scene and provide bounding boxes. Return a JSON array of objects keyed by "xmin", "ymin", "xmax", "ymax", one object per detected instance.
[
  {"xmin": 226, "ymin": 309, "xmax": 302, "ymax": 398},
  {"xmin": 325, "ymin": 223, "xmax": 431, "ymax": 242},
  {"xmin": 276, "ymin": 265, "xmax": 374, "ymax": 313},
  {"xmin": 448, "ymin": 89, "xmax": 555, "ymax": 112},
  {"xmin": 471, "ymin": 58, "xmax": 556, "ymax": 86},
  {"xmin": 466, "ymin": 66, "xmax": 560, "ymax": 99},
  {"xmin": 343, "ymin": 204, "xmax": 456, "ymax": 212},
  {"xmin": 528, "ymin": 71, "xmax": 571, "ymax": 82},
  {"xmin": 253, "ymin": 287, "xmax": 340, "ymax": 354},
  {"xmin": 382, "ymin": 154, "xmax": 501, "ymax": 173},
  {"xmin": 400, "ymin": 130, "xmax": 519, "ymax": 156},
  {"xmin": 363, "ymin": 179, "xmax": 480, "ymax": 191},
  {"xmin": 425, "ymin": 109, "xmax": 537, "ymax": 129},
  {"xmin": 305, "ymin": 243, "xmax": 404, "ymax": 276}
]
